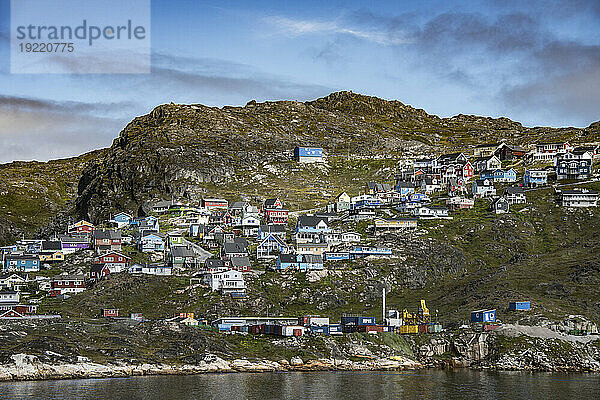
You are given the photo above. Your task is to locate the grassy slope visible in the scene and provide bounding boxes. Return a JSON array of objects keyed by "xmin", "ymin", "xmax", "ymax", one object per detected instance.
[{"xmin": 0, "ymin": 150, "xmax": 104, "ymax": 244}]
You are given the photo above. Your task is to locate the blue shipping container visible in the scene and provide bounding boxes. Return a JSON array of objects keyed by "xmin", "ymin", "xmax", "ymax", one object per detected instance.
[
  {"xmin": 218, "ymin": 324, "xmax": 232, "ymax": 332},
  {"xmin": 509, "ymin": 301, "xmax": 531, "ymax": 311},
  {"xmin": 471, "ymin": 309, "xmax": 496, "ymax": 323},
  {"xmin": 341, "ymin": 316, "xmax": 358, "ymax": 326},
  {"xmin": 310, "ymin": 326, "xmax": 330, "ymax": 335},
  {"xmin": 358, "ymin": 317, "xmax": 376, "ymax": 326},
  {"xmin": 329, "ymin": 324, "xmax": 343, "ymax": 335}
]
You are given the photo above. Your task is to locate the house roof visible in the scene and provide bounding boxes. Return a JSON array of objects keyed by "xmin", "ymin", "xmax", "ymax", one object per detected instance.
[
  {"xmin": 474, "ymin": 143, "xmax": 501, "ymax": 148},
  {"xmin": 97, "ymin": 251, "xmax": 130, "ymax": 260},
  {"xmin": 171, "ymin": 246, "xmax": 196, "ymax": 258},
  {"xmin": 93, "ymin": 230, "xmax": 122, "ymax": 240},
  {"xmin": 260, "ymin": 224, "xmax": 286, "ymax": 233},
  {"xmin": 395, "ymin": 181, "xmax": 414, "ymax": 188},
  {"xmin": 297, "ymin": 215, "xmax": 328, "ymax": 228},
  {"xmin": 205, "ymin": 258, "xmax": 227, "ymax": 268},
  {"xmin": 153, "ymin": 200, "xmax": 173, "ymax": 208},
  {"xmin": 231, "ymin": 256, "xmax": 251, "ymax": 268},
  {"xmin": 263, "ymin": 198, "xmax": 281, "ymax": 208},
  {"xmin": 302, "ymin": 254, "xmax": 323, "ymax": 264},
  {"xmin": 504, "ymin": 187, "xmax": 524, "ymax": 195},
  {"xmin": 58, "ymin": 235, "xmax": 89, "ymax": 243},
  {"xmin": 259, "ymin": 233, "xmax": 288, "ymax": 248},
  {"xmin": 223, "ymin": 242, "xmax": 248, "ymax": 254},
  {"xmin": 562, "ymin": 189, "xmax": 598, "ymax": 195},
  {"xmin": 41, "ymin": 241, "xmax": 62, "ymax": 251},
  {"xmin": 90, "ymin": 264, "xmax": 109, "ymax": 273},
  {"xmin": 229, "ymin": 201, "xmax": 247, "ymax": 210},
  {"xmin": 51, "ymin": 274, "xmax": 85, "ymax": 281},
  {"xmin": 278, "ymin": 253, "xmax": 297, "ymax": 264}
]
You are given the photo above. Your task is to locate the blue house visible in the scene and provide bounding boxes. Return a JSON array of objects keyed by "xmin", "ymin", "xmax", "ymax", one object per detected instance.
[
  {"xmin": 470, "ymin": 309, "xmax": 496, "ymax": 323},
  {"xmin": 256, "ymin": 233, "xmax": 290, "ymax": 259},
  {"xmin": 349, "ymin": 247, "xmax": 392, "ymax": 258},
  {"xmin": 509, "ymin": 301, "xmax": 531, "ymax": 311},
  {"xmin": 275, "ymin": 254, "xmax": 323, "ymax": 271},
  {"xmin": 112, "ymin": 212, "xmax": 133, "ymax": 228},
  {"xmin": 523, "ymin": 170, "xmax": 548, "ymax": 187},
  {"xmin": 324, "ymin": 252, "xmax": 351, "ymax": 261},
  {"xmin": 138, "ymin": 233, "xmax": 166, "ymax": 253},
  {"xmin": 395, "ymin": 181, "xmax": 415, "ymax": 196},
  {"xmin": 294, "ymin": 146, "xmax": 324, "ymax": 163},
  {"xmin": 480, "ymin": 169, "xmax": 517, "ymax": 182},
  {"xmin": 4, "ymin": 255, "xmax": 40, "ymax": 272}
]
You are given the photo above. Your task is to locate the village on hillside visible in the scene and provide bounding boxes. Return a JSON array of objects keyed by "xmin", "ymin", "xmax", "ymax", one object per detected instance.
[{"xmin": 1, "ymin": 141, "xmax": 599, "ymax": 337}]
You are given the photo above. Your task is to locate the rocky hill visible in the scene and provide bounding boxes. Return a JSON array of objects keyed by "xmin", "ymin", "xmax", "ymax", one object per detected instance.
[
  {"xmin": 1, "ymin": 91, "xmax": 599, "ymax": 239},
  {"xmin": 72, "ymin": 91, "xmax": 599, "ymax": 223}
]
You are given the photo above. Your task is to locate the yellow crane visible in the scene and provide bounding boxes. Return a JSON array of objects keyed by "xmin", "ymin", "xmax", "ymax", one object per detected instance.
[{"xmin": 419, "ymin": 299, "xmax": 431, "ymax": 323}]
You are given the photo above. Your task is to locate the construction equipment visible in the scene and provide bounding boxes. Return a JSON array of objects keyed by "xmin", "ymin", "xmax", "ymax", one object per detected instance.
[{"xmin": 418, "ymin": 299, "xmax": 431, "ymax": 323}]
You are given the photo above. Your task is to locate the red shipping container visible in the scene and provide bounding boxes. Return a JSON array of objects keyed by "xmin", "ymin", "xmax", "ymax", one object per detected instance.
[{"xmin": 418, "ymin": 324, "xmax": 428, "ymax": 333}]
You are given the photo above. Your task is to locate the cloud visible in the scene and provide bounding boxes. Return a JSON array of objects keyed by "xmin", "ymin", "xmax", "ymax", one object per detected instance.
[
  {"xmin": 0, "ymin": 96, "xmax": 128, "ymax": 163},
  {"xmin": 501, "ymin": 66, "xmax": 600, "ymax": 125},
  {"xmin": 266, "ymin": 16, "xmax": 413, "ymax": 46}
]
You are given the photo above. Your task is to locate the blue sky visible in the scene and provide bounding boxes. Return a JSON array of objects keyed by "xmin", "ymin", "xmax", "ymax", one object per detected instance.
[{"xmin": 1, "ymin": 0, "xmax": 600, "ymax": 162}]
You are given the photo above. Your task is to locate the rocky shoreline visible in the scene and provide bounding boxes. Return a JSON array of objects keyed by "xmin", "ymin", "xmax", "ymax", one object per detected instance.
[{"xmin": 0, "ymin": 353, "xmax": 423, "ymax": 382}]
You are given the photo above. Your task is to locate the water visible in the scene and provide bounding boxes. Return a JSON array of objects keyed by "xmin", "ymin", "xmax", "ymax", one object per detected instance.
[{"xmin": 1, "ymin": 370, "xmax": 600, "ymax": 400}]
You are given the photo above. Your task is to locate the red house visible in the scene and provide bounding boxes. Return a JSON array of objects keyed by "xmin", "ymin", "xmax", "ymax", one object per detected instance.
[
  {"xmin": 101, "ymin": 308, "xmax": 119, "ymax": 317},
  {"xmin": 95, "ymin": 252, "xmax": 130, "ymax": 273},
  {"xmin": 461, "ymin": 161, "xmax": 474, "ymax": 181},
  {"xmin": 262, "ymin": 198, "xmax": 288, "ymax": 224},
  {"xmin": 90, "ymin": 264, "xmax": 111, "ymax": 280},
  {"xmin": 68, "ymin": 220, "xmax": 95, "ymax": 235},
  {"xmin": 202, "ymin": 198, "xmax": 228, "ymax": 210},
  {"xmin": 50, "ymin": 274, "xmax": 86, "ymax": 296}
]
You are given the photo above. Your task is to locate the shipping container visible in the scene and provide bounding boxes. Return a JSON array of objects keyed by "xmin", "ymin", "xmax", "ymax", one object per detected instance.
[
  {"xmin": 358, "ymin": 317, "xmax": 377, "ymax": 326},
  {"xmin": 400, "ymin": 325, "xmax": 419, "ymax": 334},
  {"xmin": 310, "ymin": 325, "xmax": 330, "ymax": 335},
  {"xmin": 299, "ymin": 316, "xmax": 330, "ymax": 326},
  {"xmin": 341, "ymin": 316, "xmax": 358, "ymax": 326},
  {"xmin": 509, "ymin": 301, "xmax": 531, "ymax": 311},
  {"xmin": 484, "ymin": 324, "xmax": 500, "ymax": 331},
  {"xmin": 218, "ymin": 324, "xmax": 231, "ymax": 332},
  {"xmin": 282, "ymin": 325, "xmax": 306, "ymax": 337},
  {"xmin": 418, "ymin": 324, "xmax": 428, "ymax": 334},
  {"xmin": 471, "ymin": 309, "xmax": 496, "ymax": 323}
]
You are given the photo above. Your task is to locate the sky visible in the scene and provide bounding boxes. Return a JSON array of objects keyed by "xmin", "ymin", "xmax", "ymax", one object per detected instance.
[{"xmin": 1, "ymin": 0, "xmax": 600, "ymax": 163}]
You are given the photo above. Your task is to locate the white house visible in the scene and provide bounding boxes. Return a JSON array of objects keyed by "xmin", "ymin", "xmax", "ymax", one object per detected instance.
[
  {"xmin": 560, "ymin": 189, "xmax": 598, "ymax": 208},
  {"xmin": 412, "ymin": 206, "xmax": 450, "ymax": 219},
  {"xmin": 204, "ymin": 270, "xmax": 246, "ymax": 294},
  {"xmin": 241, "ymin": 215, "xmax": 261, "ymax": 237},
  {"xmin": 472, "ymin": 179, "xmax": 496, "ymax": 198}
]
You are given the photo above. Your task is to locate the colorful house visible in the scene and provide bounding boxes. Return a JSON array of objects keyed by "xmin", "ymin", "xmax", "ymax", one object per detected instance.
[
  {"xmin": 95, "ymin": 252, "xmax": 130, "ymax": 273},
  {"xmin": 59, "ymin": 235, "xmax": 91, "ymax": 254},
  {"xmin": 138, "ymin": 233, "xmax": 166, "ymax": 253},
  {"xmin": 294, "ymin": 146, "xmax": 324, "ymax": 163},
  {"xmin": 256, "ymin": 233, "xmax": 290, "ymax": 259},
  {"xmin": 201, "ymin": 198, "xmax": 229, "ymax": 210},
  {"xmin": 3, "ymin": 255, "xmax": 40, "ymax": 272},
  {"xmin": 68, "ymin": 220, "xmax": 95, "ymax": 236},
  {"xmin": 523, "ymin": 169, "xmax": 548, "ymax": 187}
]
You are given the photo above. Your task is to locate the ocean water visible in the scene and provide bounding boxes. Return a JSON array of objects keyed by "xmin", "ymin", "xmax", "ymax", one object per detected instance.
[{"xmin": 1, "ymin": 370, "xmax": 600, "ymax": 400}]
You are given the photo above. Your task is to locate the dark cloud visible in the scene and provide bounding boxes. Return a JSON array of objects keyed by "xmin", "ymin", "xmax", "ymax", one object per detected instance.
[
  {"xmin": 0, "ymin": 96, "xmax": 129, "ymax": 163},
  {"xmin": 502, "ymin": 66, "xmax": 600, "ymax": 126},
  {"xmin": 341, "ymin": 8, "xmax": 600, "ymax": 125},
  {"xmin": 0, "ymin": 95, "xmax": 135, "ymax": 117}
]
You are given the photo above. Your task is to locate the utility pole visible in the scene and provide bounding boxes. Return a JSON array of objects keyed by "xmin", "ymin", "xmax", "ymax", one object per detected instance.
[{"xmin": 382, "ymin": 287, "xmax": 386, "ymax": 324}]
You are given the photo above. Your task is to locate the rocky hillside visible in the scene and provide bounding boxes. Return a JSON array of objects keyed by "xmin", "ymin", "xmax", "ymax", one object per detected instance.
[
  {"xmin": 73, "ymin": 91, "xmax": 600, "ymax": 223},
  {"xmin": 0, "ymin": 150, "xmax": 104, "ymax": 245},
  {"xmin": 1, "ymin": 91, "xmax": 599, "ymax": 239}
]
